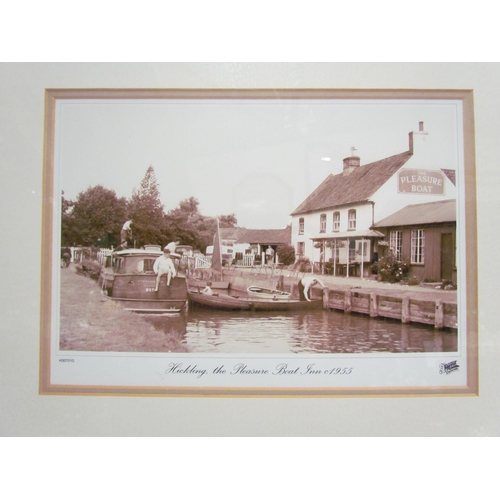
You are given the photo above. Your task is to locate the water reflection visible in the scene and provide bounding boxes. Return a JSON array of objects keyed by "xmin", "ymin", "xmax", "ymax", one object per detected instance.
[{"xmin": 143, "ymin": 307, "xmax": 457, "ymax": 354}]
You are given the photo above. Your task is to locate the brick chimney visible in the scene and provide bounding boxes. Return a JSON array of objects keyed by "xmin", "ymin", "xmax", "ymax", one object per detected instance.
[
  {"xmin": 343, "ymin": 147, "xmax": 360, "ymax": 175},
  {"xmin": 408, "ymin": 121, "xmax": 427, "ymax": 154}
]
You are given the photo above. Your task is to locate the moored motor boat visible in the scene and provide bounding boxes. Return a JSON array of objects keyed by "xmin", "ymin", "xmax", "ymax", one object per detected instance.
[
  {"xmin": 99, "ymin": 245, "xmax": 188, "ymax": 314},
  {"xmin": 246, "ymin": 286, "xmax": 291, "ymax": 300}
]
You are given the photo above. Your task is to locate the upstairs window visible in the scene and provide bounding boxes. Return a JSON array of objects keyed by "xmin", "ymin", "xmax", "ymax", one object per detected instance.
[
  {"xmin": 333, "ymin": 211, "xmax": 340, "ymax": 232},
  {"xmin": 299, "ymin": 218, "xmax": 304, "ymax": 235},
  {"xmin": 320, "ymin": 214, "xmax": 326, "ymax": 233},
  {"xmin": 348, "ymin": 209, "xmax": 356, "ymax": 230}
]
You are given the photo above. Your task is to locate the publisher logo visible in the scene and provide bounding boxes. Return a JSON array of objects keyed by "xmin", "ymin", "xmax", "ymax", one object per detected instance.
[{"xmin": 439, "ymin": 360, "xmax": 459, "ymax": 375}]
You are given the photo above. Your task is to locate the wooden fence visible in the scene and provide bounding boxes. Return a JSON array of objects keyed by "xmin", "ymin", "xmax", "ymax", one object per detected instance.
[
  {"xmin": 235, "ymin": 255, "xmax": 255, "ymax": 267},
  {"xmin": 194, "ymin": 255, "xmax": 212, "ymax": 269},
  {"xmin": 69, "ymin": 247, "xmax": 113, "ymax": 265}
]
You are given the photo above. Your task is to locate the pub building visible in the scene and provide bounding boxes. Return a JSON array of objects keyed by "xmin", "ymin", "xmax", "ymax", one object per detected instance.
[{"xmin": 290, "ymin": 122, "xmax": 457, "ymax": 277}]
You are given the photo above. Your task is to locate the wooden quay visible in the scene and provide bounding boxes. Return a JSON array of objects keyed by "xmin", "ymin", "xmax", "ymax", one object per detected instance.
[
  {"xmin": 322, "ymin": 287, "xmax": 457, "ymax": 330},
  {"xmin": 195, "ymin": 267, "xmax": 458, "ymax": 331}
]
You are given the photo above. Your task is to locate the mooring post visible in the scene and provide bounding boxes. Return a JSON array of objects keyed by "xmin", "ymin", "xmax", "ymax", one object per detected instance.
[
  {"xmin": 435, "ymin": 300, "xmax": 444, "ymax": 329},
  {"xmin": 344, "ymin": 290, "xmax": 352, "ymax": 313},
  {"xmin": 402, "ymin": 296, "xmax": 410, "ymax": 323},
  {"xmin": 323, "ymin": 287, "xmax": 330, "ymax": 308},
  {"xmin": 276, "ymin": 274, "xmax": 284, "ymax": 291},
  {"xmin": 370, "ymin": 292, "xmax": 378, "ymax": 318}
]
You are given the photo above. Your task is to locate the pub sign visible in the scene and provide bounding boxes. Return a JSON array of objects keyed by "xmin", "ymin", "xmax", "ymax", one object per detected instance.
[{"xmin": 398, "ymin": 168, "xmax": 445, "ymax": 195}]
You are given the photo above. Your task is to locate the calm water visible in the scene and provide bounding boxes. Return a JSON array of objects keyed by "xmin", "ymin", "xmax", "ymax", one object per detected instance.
[{"xmin": 144, "ymin": 306, "xmax": 457, "ymax": 354}]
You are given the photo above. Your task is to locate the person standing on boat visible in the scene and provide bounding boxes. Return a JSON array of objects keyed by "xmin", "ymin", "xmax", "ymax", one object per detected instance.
[
  {"xmin": 153, "ymin": 248, "xmax": 177, "ymax": 291},
  {"xmin": 298, "ymin": 276, "xmax": 326, "ymax": 301},
  {"xmin": 120, "ymin": 219, "xmax": 134, "ymax": 247},
  {"xmin": 165, "ymin": 239, "xmax": 180, "ymax": 254}
]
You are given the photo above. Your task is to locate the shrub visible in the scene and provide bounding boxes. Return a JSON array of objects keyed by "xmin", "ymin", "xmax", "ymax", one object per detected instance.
[
  {"xmin": 377, "ymin": 251, "xmax": 409, "ymax": 283},
  {"xmin": 442, "ymin": 280, "xmax": 457, "ymax": 290},
  {"xmin": 293, "ymin": 256, "xmax": 312, "ymax": 273},
  {"xmin": 403, "ymin": 276, "xmax": 420, "ymax": 286},
  {"xmin": 276, "ymin": 244, "xmax": 296, "ymax": 266}
]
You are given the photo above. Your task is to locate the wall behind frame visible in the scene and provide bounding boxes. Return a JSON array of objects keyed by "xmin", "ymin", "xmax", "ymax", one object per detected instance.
[{"xmin": 1, "ymin": 62, "xmax": 498, "ymax": 436}]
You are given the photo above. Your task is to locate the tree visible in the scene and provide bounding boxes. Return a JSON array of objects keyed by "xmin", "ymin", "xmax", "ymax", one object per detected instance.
[
  {"xmin": 218, "ymin": 214, "xmax": 238, "ymax": 228},
  {"xmin": 68, "ymin": 185, "xmax": 127, "ymax": 247},
  {"xmin": 164, "ymin": 197, "xmax": 239, "ymax": 252},
  {"xmin": 164, "ymin": 197, "xmax": 206, "ymax": 250},
  {"xmin": 61, "ymin": 192, "xmax": 77, "ymax": 246},
  {"xmin": 128, "ymin": 166, "xmax": 167, "ymax": 247}
]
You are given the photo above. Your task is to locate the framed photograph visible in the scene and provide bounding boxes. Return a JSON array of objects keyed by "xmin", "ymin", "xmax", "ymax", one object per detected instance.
[{"xmin": 40, "ymin": 88, "xmax": 477, "ymax": 397}]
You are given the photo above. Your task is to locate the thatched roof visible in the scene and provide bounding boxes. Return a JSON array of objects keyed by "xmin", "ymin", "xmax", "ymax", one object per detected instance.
[{"xmin": 291, "ymin": 151, "xmax": 413, "ymax": 215}]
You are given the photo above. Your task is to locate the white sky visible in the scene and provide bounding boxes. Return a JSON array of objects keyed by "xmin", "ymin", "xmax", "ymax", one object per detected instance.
[{"xmin": 55, "ymin": 98, "xmax": 461, "ymax": 229}]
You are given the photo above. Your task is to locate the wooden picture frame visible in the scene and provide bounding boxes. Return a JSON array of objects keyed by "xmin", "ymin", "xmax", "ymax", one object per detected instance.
[{"xmin": 39, "ymin": 88, "xmax": 477, "ymax": 397}]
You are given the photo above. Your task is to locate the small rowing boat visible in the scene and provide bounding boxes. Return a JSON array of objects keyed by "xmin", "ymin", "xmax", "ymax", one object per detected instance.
[
  {"xmin": 246, "ymin": 286, "xmax": 291, "ymax": 300},
  {"xmin": 188, "ymin": 289, "xmax": 322, "ymax": 311}
]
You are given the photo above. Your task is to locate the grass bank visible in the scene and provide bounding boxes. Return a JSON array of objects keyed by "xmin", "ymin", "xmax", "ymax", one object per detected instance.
[{"xmin": 60, "ymin": 266, "xmax": 189, "ymax": 352}]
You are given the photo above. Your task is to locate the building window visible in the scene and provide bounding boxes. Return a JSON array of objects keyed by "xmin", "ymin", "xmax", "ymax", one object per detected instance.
[
  {"xmin": 348, "ymin": 209, "xmax": 356, "ymax": 230},
  {"xmin": 355, "ymin": 240, "xmax": 370, "ymax": 260},
  {"xmin": 389, "ymin": 230, "xmax": 402, "ymax": 260},
  {"xmin": 297, "ymin": 242, "xmax": 305, "ymax": 257},
  {"xmin": 333, "ymin": 211, "xmax": 340, "ymax": 232},
  {"xmin": 299, "ymin": 218, "xmax": 304, "ymax": 235},
  {"xmin": 411, "ymin": 229, "xmax": 425, "ymax": 264},
  {"xmin": 320, "ymin": 214, "xmax": 326, "ymax": 233}
]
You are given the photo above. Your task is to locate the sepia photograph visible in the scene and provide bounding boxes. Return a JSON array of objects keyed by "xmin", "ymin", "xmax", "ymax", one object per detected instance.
[{"xmin": 40, "ymin": 88, "xmax": 477, "ymax": 396}]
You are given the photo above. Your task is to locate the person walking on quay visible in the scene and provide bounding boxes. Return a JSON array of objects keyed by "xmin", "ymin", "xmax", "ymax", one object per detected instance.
[
  {"xmin": 298, "ymin": 276, "xmax": 326, "ymax": 301},
  {"xmin": 61, "ymin": 247, "xmax": 72, "ymax": 268},
  {"xmin": 153, "ymin": 247, "xmax": 177, "ymax": 292}
]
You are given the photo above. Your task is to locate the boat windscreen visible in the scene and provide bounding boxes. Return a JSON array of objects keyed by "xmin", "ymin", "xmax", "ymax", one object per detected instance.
[{"xmin": 137, "ymin": 258, "xmax": 156, "ymax": 272}]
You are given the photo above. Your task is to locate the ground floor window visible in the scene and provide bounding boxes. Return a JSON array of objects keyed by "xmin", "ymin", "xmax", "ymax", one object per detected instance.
[
  {"xmin": 297, "ymin": 242, "xmax": 305, "ymax": 257},
  {"xmin": 389, "ymin": 230, "xmax": 402, "ymax": 260},
  {"xmin": 411, "ymin": 229, "xmax": 425, "ymax": 264},
  {"xmin": 355, "ymin": 239, "xmax": 370, "ymax": 261}
]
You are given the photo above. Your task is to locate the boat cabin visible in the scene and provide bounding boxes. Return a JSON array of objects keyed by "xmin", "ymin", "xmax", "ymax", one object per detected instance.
[{"xmin": 105, "ymin": 246, "xmax": 185, "ymax": 276}]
